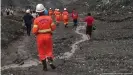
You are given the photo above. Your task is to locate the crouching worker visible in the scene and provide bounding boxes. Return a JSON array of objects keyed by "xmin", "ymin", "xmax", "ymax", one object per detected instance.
[{"xmin": 32, "ymin": 4, "xmax": 56, "ymax": 71}]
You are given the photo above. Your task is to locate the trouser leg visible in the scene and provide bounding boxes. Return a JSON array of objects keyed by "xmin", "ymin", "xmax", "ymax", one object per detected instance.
[
  {"xmin": 42, "ymin": 59, "xmax": 47, "ymax": 71},
  {"xmin": 45, "ymin": 37, "xmax": 53, "ymax": 58},
  {"xmin": 45, "ymin": 37, "xmax": 56, "ymax": 69},
  {"xmin": 89, "ymin": 26, "xmax": 92, "ymax": 37},
  {"xmin": 73, "ymin": 19, "xmax": 77, "ymax": 26},
  {"xmin": 64, "ymin": 19, "xmax": 68, "ymax": 28},
  {"xmin": 86, "ymin": 26, "xmax": 92, "ymax": 38},
  {"xmin": 37, "ymin": 37, "xmax": 46, "ymax": 61},
  {"xmin": 26, "ymin": 25, "xmax": 31, "ymax": 36}
]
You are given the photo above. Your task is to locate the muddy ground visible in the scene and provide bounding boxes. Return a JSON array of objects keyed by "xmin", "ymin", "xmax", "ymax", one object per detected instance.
[
  {"xmin": 1, "ymin": 13, "xmax": 133, "ymax": 75},
  {"xmin": 1, "ymin": 0, "xmax": 133, "ymax": 75}
]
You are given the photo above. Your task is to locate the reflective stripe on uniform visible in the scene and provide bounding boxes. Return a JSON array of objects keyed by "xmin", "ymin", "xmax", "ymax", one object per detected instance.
[
  {"xmin": 38, "ymin": 28, "xmax": 52, "ymax": 33},
  {"xmin": 33, "ymin": 25, "xmax": 38, "ymax": 28}
]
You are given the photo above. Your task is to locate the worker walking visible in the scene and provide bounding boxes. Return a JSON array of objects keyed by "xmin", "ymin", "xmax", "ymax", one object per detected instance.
[
  {"xmin": 32, "ymin": 4, "xmax": 56, "ymax": 71},
  {"xmin": 72, "ymin": 8, "xmax": 78, "ymax": 27},
  {"xmin": 55, "ymin": 9, "xmax": 61, "ymax": 25},
  {"xmin": 54, "ymin": 8, "xmax": 57, "ymax": 16},
  {"xmin": 23, "ymin": 9, "xmax": 33, "ymax": 36},
  {"xmin": 84, "ymin": 13, "xmax": 95, "ymax": 39},
  {"xmin": 53, "ymin": 8, "xmax": 57, "ymax": 20},
  {"xmin": 62, "ymin": 8, "xmax": 69, "ymax": 28},
  {"xmin": 48, "ymin": 8, "xmax": 53, "ymax": 16}
]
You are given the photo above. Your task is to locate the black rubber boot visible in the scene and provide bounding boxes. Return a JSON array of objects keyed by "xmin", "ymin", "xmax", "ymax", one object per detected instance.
[
  {"xmin": 47, "ymin": 57, "xmax": 56, "ymax": 69},
  {"xmin": 42, "ymin": 59, "xmax": 48, "ymax": 71}
]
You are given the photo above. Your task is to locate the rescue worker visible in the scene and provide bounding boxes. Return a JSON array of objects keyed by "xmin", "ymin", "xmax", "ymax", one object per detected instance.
[
  {"xmin": 32, "ymin": 4, "xmax": 56, "ymax": 71},
  {"xmin": 62, "ymin": 8, "xmax": 69, "ymax": 28},
  {"xmin": 55, "ymin": 9, "xmax": 61, "ymax": 25},
  {"xmin": 23, "ymin": 9, "xmax": 33, "ymax": 36},
  {"xmin": 54, "ymin": 8, "xmax": 57, "ymax": 16},
  {"xmin": 84, "ymin": 13, "xmax": 95, "ymax": 39},
  {"xmin": 48, "ymin": 8, "xmax": 53, "ymax": 16},
  {"xmin": 72, "ymin": 8, "xmax": 78, "ymax": 27}
]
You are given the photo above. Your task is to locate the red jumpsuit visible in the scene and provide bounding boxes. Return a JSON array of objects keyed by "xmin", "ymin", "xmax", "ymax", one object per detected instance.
[
  {"xmin": 55, "ymin": 11, "xmax": 61, "ymax": 23},
  {"xmin": 62, "ymin": 11, "xmax": 69, "ymax": 25},
  {"xmin": 54, "ymin": 10, "xmax": 57, "ymax": 15},
  {"xmin": 49, "ymin": 9, "xmax": 53, "ymax": 16},
  {"xmin": 32, "ymin": 16, "xmax": 56, "ymax": 61}
]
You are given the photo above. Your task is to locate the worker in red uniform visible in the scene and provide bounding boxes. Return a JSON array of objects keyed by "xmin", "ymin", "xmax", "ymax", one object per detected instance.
[
  {"xmin": 54, "ymin": 8, "xmax": 57, "ymax": 15},
  {"xmin": 62, "ymin": 8, "xmax": 69, "ymax": 28},
  {"xmin": 84, "ymin": 13, "xmax": 95, "ymax": 39},
  {"xmin": 54, "ymin": 8, "xmax": 57, "ymax": 18},
  {"xmin": 32, "ymin": 4, "xmax": 56, "ymax": 71},
  {"xmin": 72, "ymin": 8, "xmax": 78, "ymax": 27},
  {"xmin": 48, "ymin": 8, "xmax": 53, "ymax": 16},
  {"xmin": 55, "ymin": 9, "xmax": 61, "ymax": 25}
]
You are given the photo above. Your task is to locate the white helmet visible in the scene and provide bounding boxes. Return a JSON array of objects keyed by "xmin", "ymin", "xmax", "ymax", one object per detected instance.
[
  {"xmin": 57, "ymin": 9, "xmax": 59, "ymax": 11},
  {"xmin": 64, "ymin": 8, "xmax": 67, "ymax": 10},
  {"xmin": 55, "ymin": 8, "xmax": 57, "ymax": 10},
  {"xmin": 26, "ymin": 9, "xmax": 30, "ymax": 13},
  {"xmin": 49, "ymin": 8, "xmax": 52, "ymax": 9},
  {"xmin": 36, "ymin": 4, "xmax": 46, "ymax": 12}
]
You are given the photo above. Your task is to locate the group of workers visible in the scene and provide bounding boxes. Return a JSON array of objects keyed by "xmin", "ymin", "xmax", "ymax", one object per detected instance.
[
  {"xmin": 23, "ymin": 3, "xmax": 94, "ymax": 71},
  {"xmin": 48, "ymin": 8, "xmax": 79, "ymax": 28},
  {"xmin": 3, "ymin": 8, "xmax": 14, "ymax": 15},
  {"xmin": 23, "ymin": 7, "xmax": 79, "ymax": 36}
]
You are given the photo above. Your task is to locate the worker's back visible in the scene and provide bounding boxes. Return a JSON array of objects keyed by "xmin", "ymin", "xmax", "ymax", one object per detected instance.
[
  {"xmin": 72, "ymin": 11, "xmax": 78, "ymax": 19},
  {"xmin": 62, "ymin": 11, "xmax": 69, "ymax": 19},
  {"xmin": 23, "ymin": 13, "xmax": 33, "ymax": 25},
  {"xmin": 49, "ymin": 10, "xmax": 53, "ymax": 16},
  {"xmin": 85, "ymin": 16, "xmax": 94, "ymax": 26},
  {"xmin": 56, "ymin": 11, "xmax": 61, "ymax": 16},
  {"xmin": 34, "ymin": 16, "xmax": 52, "ymax": 30},
  {"xmin": 33, "ymin": 15, "xmax": 56, "ymax": 35}
]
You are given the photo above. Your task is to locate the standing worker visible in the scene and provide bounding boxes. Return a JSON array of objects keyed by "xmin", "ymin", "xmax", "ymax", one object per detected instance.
[
  {"xmin": 55, "ymin": 9, "xmax": 61, "ymax": 25},
  {"xmin": 32, "ymin": 4, "xmax": 56, "ymax": 71},
  {"xmin": 53, "ymin": 8, "xmax": 57, "ymax": 20},
  {"xmin": 54, "ymin": 8, "xmax": 57, "ymax": 16},
  {"xmin": 84, "ymin": 13, "xmax": 95, "ymax": 39},
  {"xmin": 23, "ymin": 9, "xmax": 33, "ymax": 36},
  {"xmin": 48, "ymin": 8, "xmax": 53, "ymax": 16},
  {"xmin": 71, "ymin": 8, "xmax": 78, "ymax": 27},
  {"xmin": 62, "ymin": 8, "xmax": 69, "ymax": 28}
]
